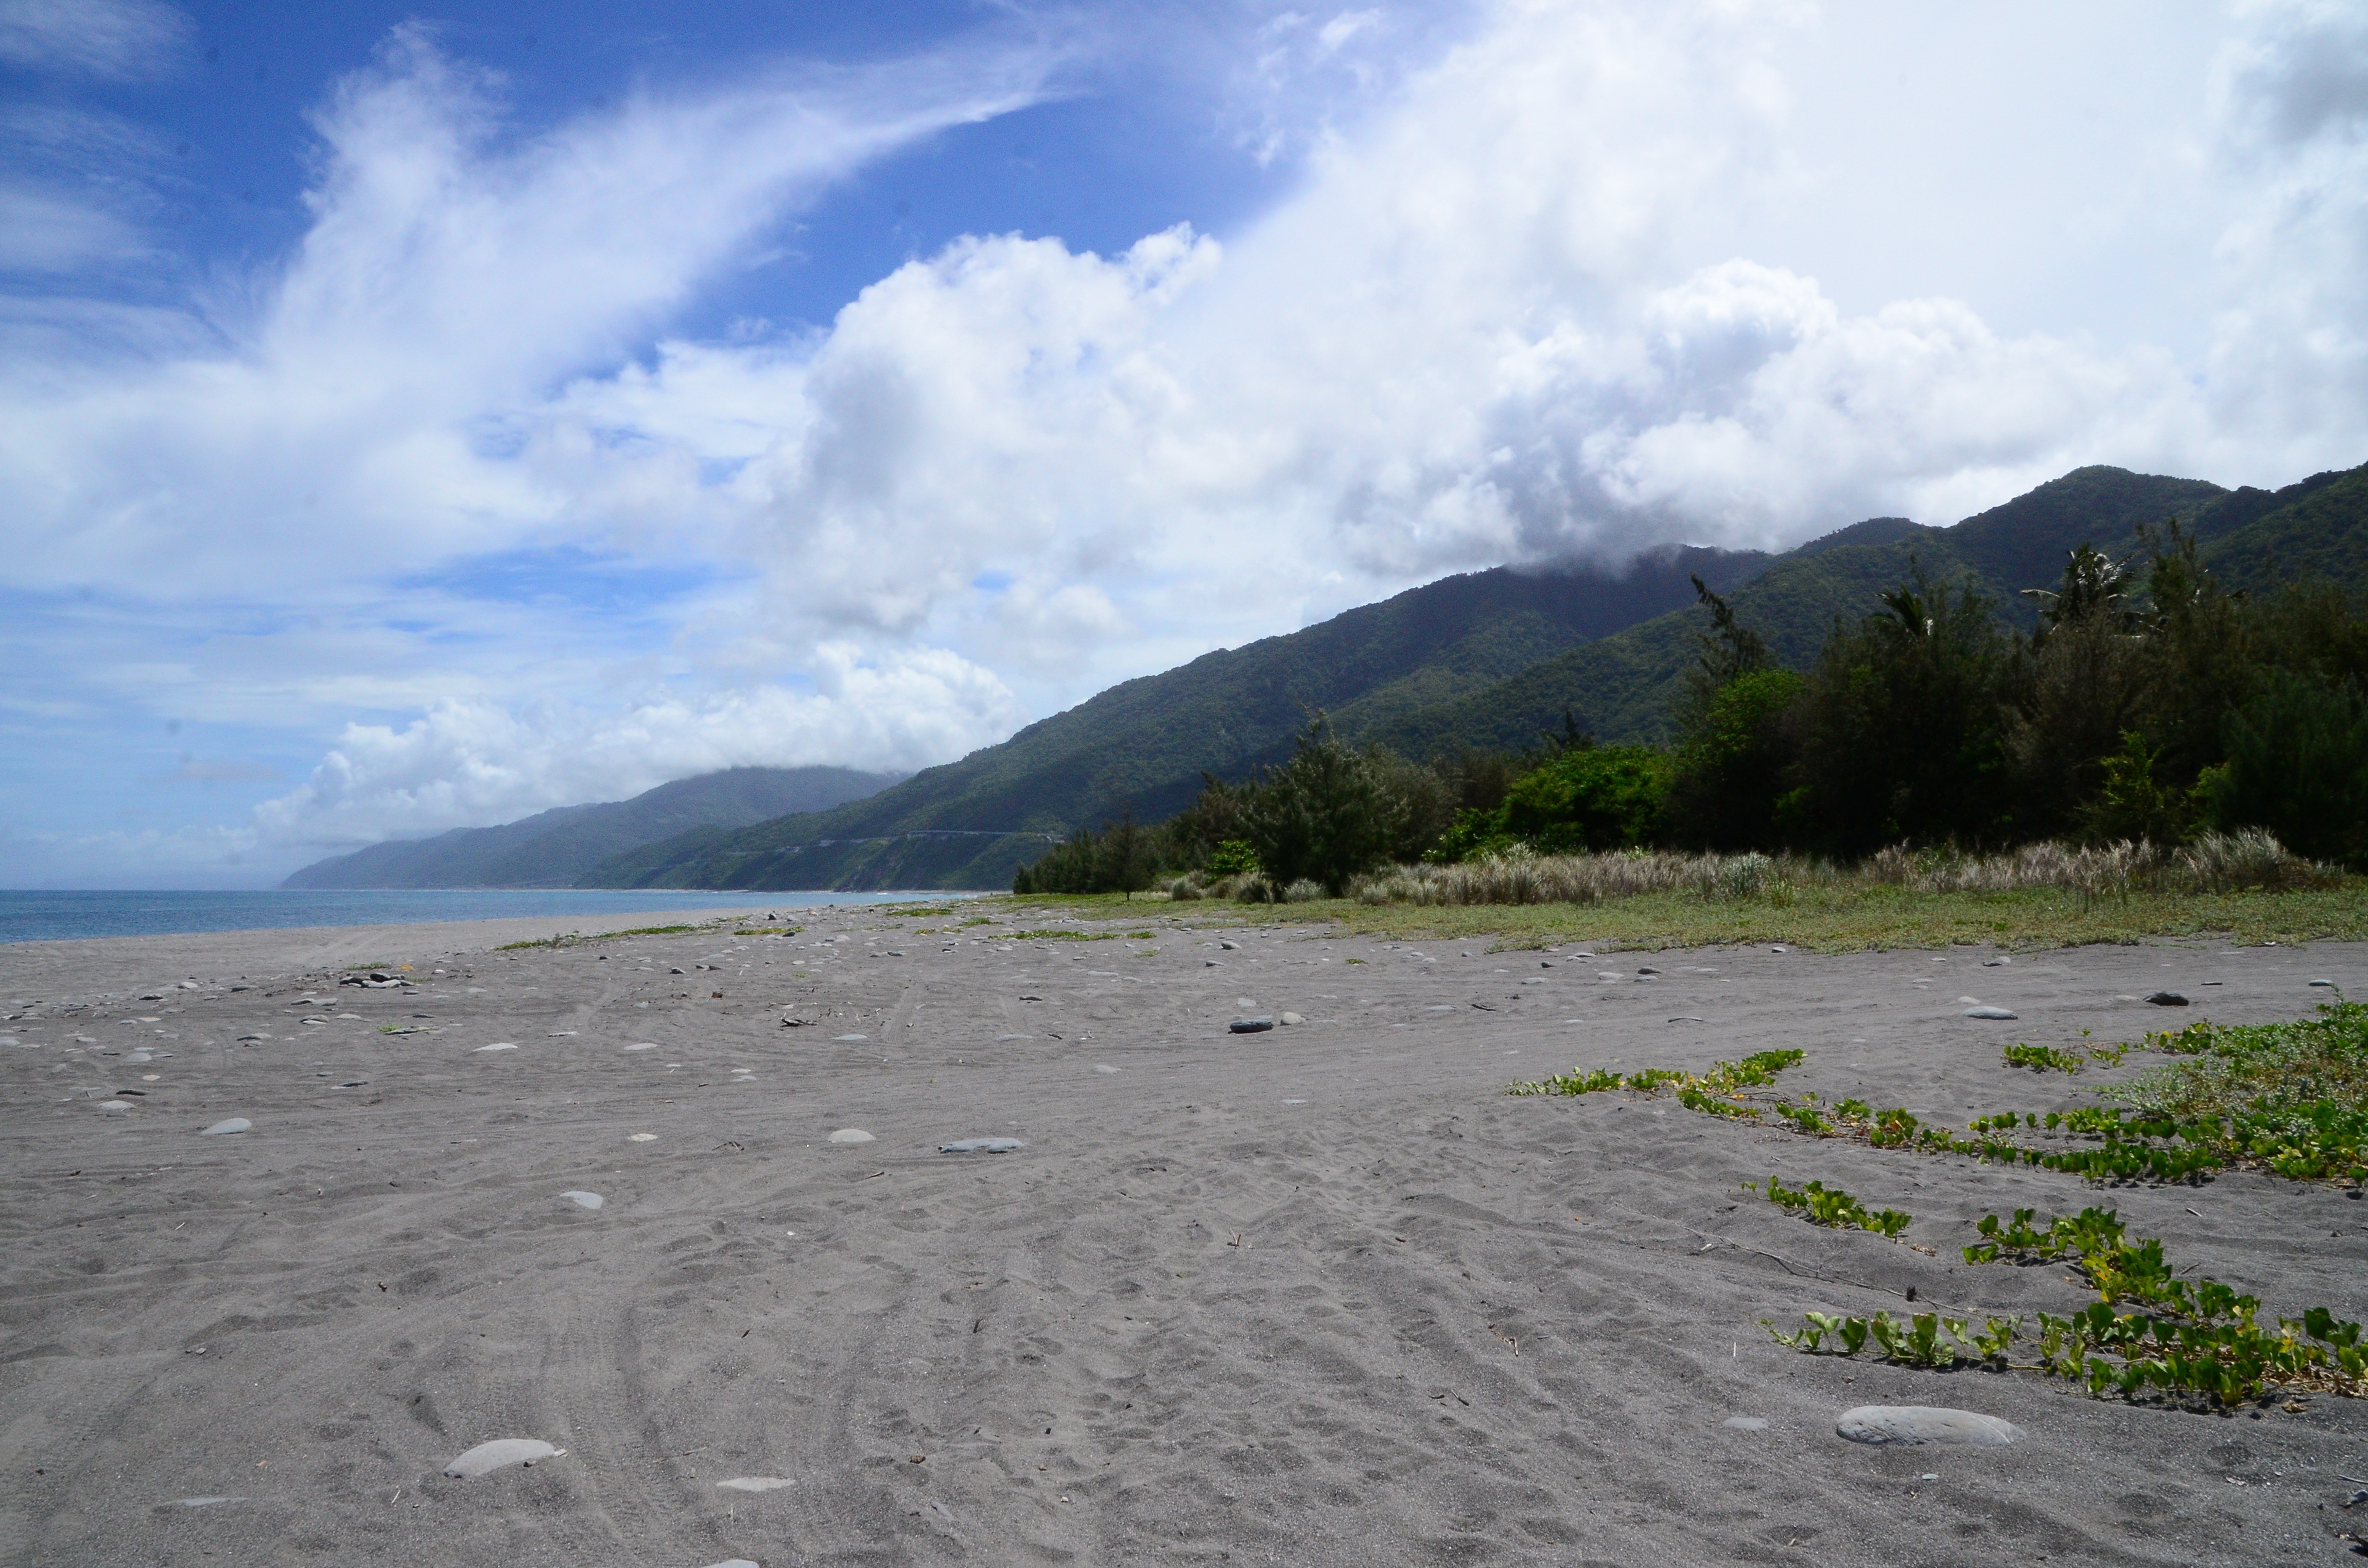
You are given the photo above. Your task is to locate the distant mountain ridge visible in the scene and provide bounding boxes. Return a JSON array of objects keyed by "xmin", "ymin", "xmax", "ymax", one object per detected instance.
[
  {"xmin": 581, "ymin": 459, "xmax": 2367, "ymax": 893},
  {"xmin": 280, "ymin": 766, "xmax": 903, "ymax": 889}
]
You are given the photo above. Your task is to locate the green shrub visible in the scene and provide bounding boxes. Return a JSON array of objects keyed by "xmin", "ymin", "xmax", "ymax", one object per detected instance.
[
  {"xmin": 2204, "ymin": 671, "xmax": 2368, "ymax": 869},
  {"xmin": 1242, "ymin": 714, "xmax": 1404, "ymax": 895},
  {"xmin": 1499, "ymin": 744, "xmax": 1670, "ymax": 853}
]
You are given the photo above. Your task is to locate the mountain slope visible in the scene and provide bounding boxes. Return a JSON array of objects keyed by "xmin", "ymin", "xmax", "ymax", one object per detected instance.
[
  {"xmin": 281, "ymin": 766, "xmax": 901, "ymax": 889},
  {"xmin": 1358, "ymin": 533, "xmax": 1983, "ymax": 756},
  {"xmin": 592, "ymin": 460, "xmax": 2363, "ymax": 892},
  {"xmin": 583, "ymin": 549, "xmax": 1769, "ymax": 889},
  {"xmin": 1370, "ymin": 462, "xmax": 2366, "ymax": 763},
  {"xmin": 2196, "ymin": 465, "xmax": 2368, "ymax": 592}
]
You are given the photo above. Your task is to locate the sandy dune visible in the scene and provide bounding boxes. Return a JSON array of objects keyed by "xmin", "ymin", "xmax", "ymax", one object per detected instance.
[{"xmin": 2, "ymin": 907, "xmax": 2364, "ymax": 1566}]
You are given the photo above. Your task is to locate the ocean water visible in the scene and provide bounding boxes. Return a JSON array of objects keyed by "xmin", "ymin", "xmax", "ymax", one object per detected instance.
[{"xmin": 0, "ymin": 888, "xmax": 963, "ymax": 945}]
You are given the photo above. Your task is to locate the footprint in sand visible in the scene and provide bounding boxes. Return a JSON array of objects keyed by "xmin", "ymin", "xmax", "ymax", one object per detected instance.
[
  {"xmin": 442, "ymin": 1438, "xmax": 563, "ymax": 1478},
  {"xmin": 557, "ymin": 1191, "xmax": 604, "ymax": 1210}
]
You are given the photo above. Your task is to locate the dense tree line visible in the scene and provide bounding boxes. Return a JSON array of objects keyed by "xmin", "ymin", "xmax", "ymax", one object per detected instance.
[{"xmin": 1015, "ymin": 531, "xmax": 2368, "ymax": 892}]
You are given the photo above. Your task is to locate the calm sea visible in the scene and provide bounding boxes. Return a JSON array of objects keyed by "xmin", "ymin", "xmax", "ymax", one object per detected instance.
[{"xmin": 0, "ymin": 888, "xmax": 963, "ymax": 945}]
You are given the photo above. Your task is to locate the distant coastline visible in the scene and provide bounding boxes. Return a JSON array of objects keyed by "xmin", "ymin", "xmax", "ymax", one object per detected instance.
[{"xmin": 0, "ymin": 888, "xmax": 959, "ymax": 945}]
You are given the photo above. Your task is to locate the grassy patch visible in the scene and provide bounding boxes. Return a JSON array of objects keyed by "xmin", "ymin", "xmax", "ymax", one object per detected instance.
[
  {"xmin": 2102, "ymin": 998, "xmax": 2368, "ymax": 1182},
  {"xmin": 2004, "ymin": 1042, "xmax": 2086, "ymax": 1073},
  {"xmin": 1014, "ymin": 883, "xmax": 2368, "ymax": 951},
  {"xmin": 994, "ymin": 928, "xmax": 1119, "ymax": 942}
]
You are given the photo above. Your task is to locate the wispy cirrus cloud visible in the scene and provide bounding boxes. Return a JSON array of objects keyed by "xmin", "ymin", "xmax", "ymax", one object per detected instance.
[{"xmin": 0, "ymin": 0, "xmax": 192, "ymax": 81}]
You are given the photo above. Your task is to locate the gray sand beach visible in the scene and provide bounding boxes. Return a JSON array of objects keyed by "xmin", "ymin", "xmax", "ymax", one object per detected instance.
[{"xmin": 2, "ymin": 907, "xmax": 2364, "ymax": 1566}]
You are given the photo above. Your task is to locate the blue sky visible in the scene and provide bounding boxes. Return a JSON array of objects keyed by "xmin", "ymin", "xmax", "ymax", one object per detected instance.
[{"xmin": 2, "ymin": 0, "xmax": 2364, "ymax": 886}]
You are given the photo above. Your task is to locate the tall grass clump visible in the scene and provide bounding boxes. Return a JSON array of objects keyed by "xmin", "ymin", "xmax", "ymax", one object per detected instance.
[{"xmin": 1339, "ymin": 833, "xmax": 2331, "ymax": 909}]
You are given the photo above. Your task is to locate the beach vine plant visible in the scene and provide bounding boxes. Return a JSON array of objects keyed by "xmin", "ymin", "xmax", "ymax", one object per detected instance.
[
  {"xmin": 1744, "ymin": 1175, "xmax": 1912, "ymax": 1237},
  {"xmin": 1509, "ymin": 1049, "xmax": 1802, "ymax": 1119},
  {"xmin": 1767, "ymin": 1206, "xmax": 2367, "ymax": 1406},
  {"xmin": 1515, "ymin": 998, "xmax": 2368, "ymax": 1187}
]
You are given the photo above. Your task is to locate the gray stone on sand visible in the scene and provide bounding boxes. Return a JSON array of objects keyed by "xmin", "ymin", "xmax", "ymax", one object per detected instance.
[
  {"xmin": 442, "ymin": 1438, "xmax": 563, "ymax": 1477},
  {"xmin": 1279, "ymin": 1011, "xmax": 1306, "ymax": 1026},
  {"xmin": 2311, "ymin": 978, "xmax": 2334, "ymax": 987},
  {"xmin": 1963, "ymin": 1006, "xmax": 2018, "ymax": 1020},
  {"xmin": 199, "ymin": 1117, "xmax": 250, "ymax": 1135},
  {"xmin": 1983, "ymin": 956, "xmax": 2012, "ymax": 966},
  {"xmin": 1722, "ymin": 1417, "xmax": 1768, "ymax": 1431},
  {"xmin": 557, "ymin": 1190, "xmax": 604, "ymax": 1209},
  {"xmin": 1835, "ymin": 1405, "xmax": 2022, "ymax": 1447},
  {"xmin": 1230, "ymin": 1017, "xmax": 1275, "ymax": 1033},
  {"xmin": 827, "ymin": 1128, "xmax": 875, "ymax": 1144},
  {"xmin": 2145, "ymin": 991, "xmax": 2190, "ymax": 1006},
  {"xmin": 940, "ymin": 1137, "xmax": 1025, "ymax": 1153}
]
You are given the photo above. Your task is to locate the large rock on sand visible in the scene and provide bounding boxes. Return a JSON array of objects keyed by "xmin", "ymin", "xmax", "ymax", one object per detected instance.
[{"xmin": 1835, "ymin": 1406, "xmax": 2023, "ymax": 1447}]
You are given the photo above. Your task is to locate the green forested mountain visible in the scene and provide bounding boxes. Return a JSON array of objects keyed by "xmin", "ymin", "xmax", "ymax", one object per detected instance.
[
  {"xmin": 587, "ymin": 460, "xmax": 2367, "ymax": 891},
  {"xmin": 580, "ymin": 548, "xmax": 1768, "ymax": 889},
  {"xmin": 280, "ymin": 765, "xmax": 900, "ymax": 888}
]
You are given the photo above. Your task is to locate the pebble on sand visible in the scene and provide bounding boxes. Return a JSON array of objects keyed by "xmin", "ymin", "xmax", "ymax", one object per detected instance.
[
  {"xmin": 1983, "ymin": 956, "xmax": 2012, "ymax": 966},
  {"xmin": 442, "ymin": 1438, "xmax": 564, "ymax": 1478},
  {"xmin": 1963, "ymin": 1006, "xmax": 2018, "ymax": 1020},
  {"xmin": 1835, "ymin": 1406, "xmax": 2023, "ymax": 1447},
  {"xmin": 715, "ymin": 1477, "xmax": 796, "ymax": 1492},
  {"xmin": 557, "ymin": 1191, "xmax": 604, "ymax": 1209},
  {"xmin": 628, "ymin": 1132, "xmax": 657, "ymax": 1142},
  {"xmin": 827, "ymin": 1128, "xmax": 875, "ymax": 1144},
  {"xmin": 2145, "ymin": 991, "xmax": 2190, "ymax": 1006},
  {"xmin": 941, "ymin": 1137, "xmax": 1025, "ymax": 1153},
  {"xmin": 1279, "ymin": 1011, "xmax": 1306, "ymax": 1026},
  {"xmin": 2311, "ymin": 978, "xmax": 2335, "ymax": 987},
  {"xmin": 1230, "ymin": 1017, "xmax": 1275, "ymax": 1033},
  {"xmin": 199, "ymin": 1117, "xmax": 250, "ymax": 1135}
]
